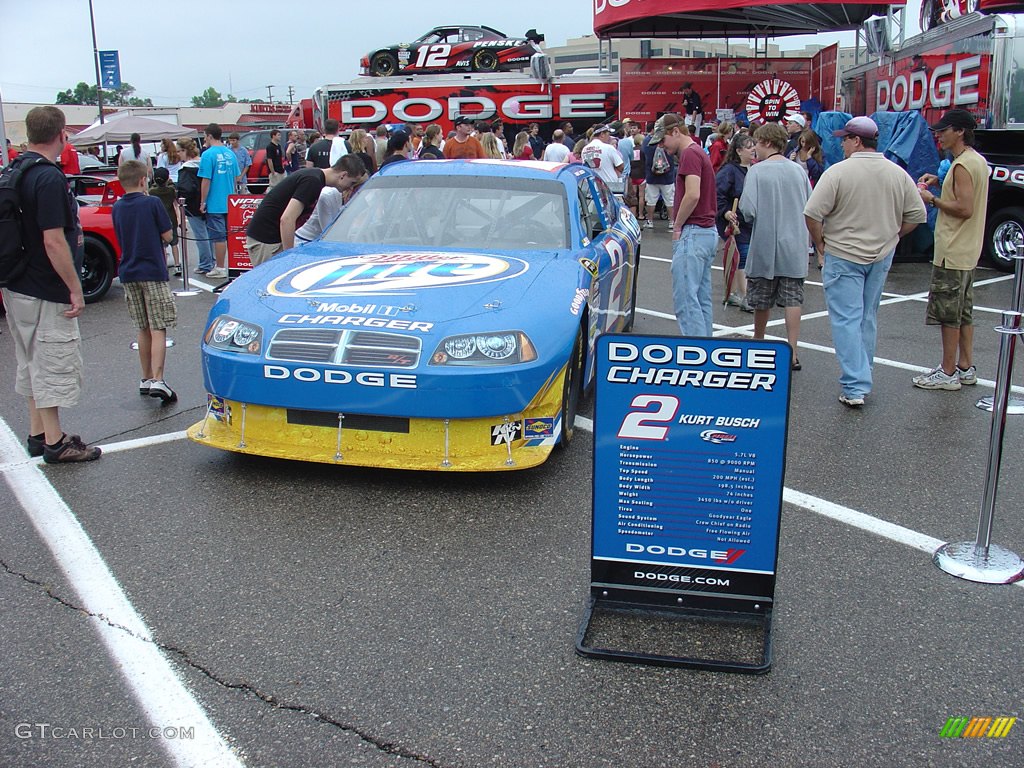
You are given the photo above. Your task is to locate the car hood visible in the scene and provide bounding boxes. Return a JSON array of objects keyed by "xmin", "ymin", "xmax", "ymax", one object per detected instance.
[
  {"xmin": 217, "ymin": 242, "xmax": 577, "ymax": 332},
  {"xmin": 202, "ymin": 242, "xmax": 590, "ymax": 418}
]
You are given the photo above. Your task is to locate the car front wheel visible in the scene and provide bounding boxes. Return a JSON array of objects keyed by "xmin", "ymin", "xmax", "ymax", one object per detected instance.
[
  {"xmin": 371, "ymin": 52, "xmax": 398, "ymax": 77},
  {"xmin": 81, "ymin": 234, "xmax": 114, "ymax": 303},
  {"xmin": 557, "ymin": 327, "xmax": 585, "ymax": 449},
  {"xmin": 624, "ymin": 251, "xmax": 640, "ymax": 331}
]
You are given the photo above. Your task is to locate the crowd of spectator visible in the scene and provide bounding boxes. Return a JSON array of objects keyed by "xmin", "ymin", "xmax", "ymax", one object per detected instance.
[{"xmin": 0, "ymin": 100, "xmax": 989, "ymax": 468}]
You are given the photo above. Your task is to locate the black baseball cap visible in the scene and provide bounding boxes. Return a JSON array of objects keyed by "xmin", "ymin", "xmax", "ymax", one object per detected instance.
[
  {"xmin": 453, "ymin": 116, "xmax": 473, "ymax": 127},
  {"xmin": 930, "ymin": 108, "xmax": 977, "ymax": 131}
]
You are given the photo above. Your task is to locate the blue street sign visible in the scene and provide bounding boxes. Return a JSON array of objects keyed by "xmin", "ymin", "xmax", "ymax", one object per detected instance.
[{"xmin": 99, "ymin": 50, "xmax": 121, "ymax": 90}]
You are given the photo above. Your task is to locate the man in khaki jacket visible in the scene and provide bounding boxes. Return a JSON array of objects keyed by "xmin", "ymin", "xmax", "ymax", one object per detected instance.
[{"xmin": 804, "ymin": 116, "xmax": 927, "ymax": 408}]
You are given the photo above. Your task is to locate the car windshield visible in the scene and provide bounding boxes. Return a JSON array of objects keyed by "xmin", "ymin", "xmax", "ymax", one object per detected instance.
[
  {"xmin": 416, "ymin": 30, "xmax": 448, "ymax": 44},
  {"xmin": 323, "ymin": 175, "xmax": 570, "ymax": 251}
]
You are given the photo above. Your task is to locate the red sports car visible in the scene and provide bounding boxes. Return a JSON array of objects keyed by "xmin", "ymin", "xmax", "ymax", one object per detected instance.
[
  {"xmin": 70, "ymin": 174, "xmax": 123, "ymax": 303},
  {"xmin": 361, "ymin": 26, "xmax": 543, "ymax": 77}
]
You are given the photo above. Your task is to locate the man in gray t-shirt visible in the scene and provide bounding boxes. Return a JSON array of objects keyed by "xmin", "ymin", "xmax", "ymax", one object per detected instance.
[{"xmin": 735, "ymin": 123, "xmax": 811, "ymax": 369}]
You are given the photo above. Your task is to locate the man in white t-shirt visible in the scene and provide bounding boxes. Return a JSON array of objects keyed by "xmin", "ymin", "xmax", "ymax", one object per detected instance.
[
  {"xmin": 581, "ymin": 125, "xmax": 624, "ymax": 190},
  {"xmin": 542, "ymin": 130, "xmax": 571, "ymax": 163}
]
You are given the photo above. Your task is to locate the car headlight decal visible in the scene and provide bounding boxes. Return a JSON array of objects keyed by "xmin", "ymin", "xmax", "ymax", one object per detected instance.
[
  {"xmin": 233, "ymin": 324, "xmax": 260, "ymax": 347},
  {"xmin": 430, "ymin": 331, "xmax": 537, "ymax": 366},
  {"xmin": 476, "ymin": 334, "xmax": 517, "ymax": 360},
  {"xmin": 211, "ymin": 319, "xmax": 239, "ymax": 345},
  {"xmin": 206, "ymin": 316, "xmax": 263, "ymax": 354},
  {"xmin": 444, "ymin": 336, "xmax": 477, "ymax": 359}
]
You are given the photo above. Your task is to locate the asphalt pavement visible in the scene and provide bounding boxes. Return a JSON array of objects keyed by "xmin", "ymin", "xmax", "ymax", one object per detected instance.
[{"xmin": 1, "ymin": 227, "xmax": 1022, "ymax": 768}]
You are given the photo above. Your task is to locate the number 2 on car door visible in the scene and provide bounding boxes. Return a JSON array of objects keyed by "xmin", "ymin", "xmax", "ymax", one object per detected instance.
[{"xmin": 415, "ymin": 45, "xmax": 452, "ymax": 68}]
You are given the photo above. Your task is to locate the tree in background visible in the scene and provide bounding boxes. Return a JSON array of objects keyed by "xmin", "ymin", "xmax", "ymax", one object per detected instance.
[
  {"xmin": 190, "ymin": 89, "xmax": 267, "ymax": 106},
  {"xmin": 55, "ymin": 81, "xmax": 152, "ymax": 107},
  {"xmin": 191, "ymin": 87, "xmax": 226, "ymax": 108}
]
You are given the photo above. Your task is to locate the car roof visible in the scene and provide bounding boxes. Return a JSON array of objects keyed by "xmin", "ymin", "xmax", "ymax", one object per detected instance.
[
  {"xmin": 374, "ymin": 158, "xmax": 587, "ymax": 186},
  {"xmin": 424, "ymin": 25, "xmax": 506, "ymax": 37}
]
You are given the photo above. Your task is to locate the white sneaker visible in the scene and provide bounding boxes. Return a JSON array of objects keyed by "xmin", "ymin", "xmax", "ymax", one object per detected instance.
[
  {"xmin": 956, "ymin": 365, "xmax": 978, "ymax": 385},
  {"xmin": 206, "ymin": 268, "xmax": 228, "ymax": 279},
  {"xmin": 838, "ymin": 393, "xmax": 865, "ymax": 408},
  {"xmin": 913, "ymin": 367, "xmax": 961, "ymax": 390},
  {"xmin": 148, "ymin": 380, "xmax": 177, "ymax": 403},
  {"xmin": 644, "ymin": 219, "xmax": 654, "ymax": 230}
]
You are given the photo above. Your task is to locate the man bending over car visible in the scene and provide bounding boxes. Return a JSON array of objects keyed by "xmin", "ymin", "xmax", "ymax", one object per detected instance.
[{"xmin": 245, "ymin": 154, "xmax": 367, "ymax": 267}]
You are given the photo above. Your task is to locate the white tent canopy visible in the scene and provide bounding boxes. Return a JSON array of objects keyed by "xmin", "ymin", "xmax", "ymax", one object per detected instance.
[{"xmin": 69, "ymin": 115, "xmax": 197, "ymax": 146}]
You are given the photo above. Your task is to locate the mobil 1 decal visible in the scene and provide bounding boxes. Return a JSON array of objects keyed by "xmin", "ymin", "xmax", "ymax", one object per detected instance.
[{"xmin": 591, "ymin": 334, "xmax": 792, "ymax": 604}]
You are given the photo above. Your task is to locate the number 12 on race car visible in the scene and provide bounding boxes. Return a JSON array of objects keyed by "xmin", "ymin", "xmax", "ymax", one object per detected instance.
[
  {"xmin": 617, "ymin": 395, "xmax": 679, "ymax": 440},
  {"xmin": 415, "ymin": 44, "xmax": 451, "ymax": 68}
]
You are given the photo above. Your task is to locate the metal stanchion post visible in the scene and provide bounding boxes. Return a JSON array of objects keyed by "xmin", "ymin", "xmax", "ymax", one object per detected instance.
[
  {"xmin": 977, "ymin": 242, "xmax": 1024, "ymax": 414},
  {"xmin": 934, "ymin": 307, "xmax": 1024, "ymax": 584},
  {"xmin": 173, "ymin": 196, "xmax": 200, "ymax": 298}
]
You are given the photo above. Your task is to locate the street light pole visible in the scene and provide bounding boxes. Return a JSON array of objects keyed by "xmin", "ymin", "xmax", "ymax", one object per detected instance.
[
  {"xmin": 0, "ymin": 88, "xmax": 9, "ymax": 168},
  {"xmin": 88, "ymin": 0, "xmax": 105, "ymax": 124}
]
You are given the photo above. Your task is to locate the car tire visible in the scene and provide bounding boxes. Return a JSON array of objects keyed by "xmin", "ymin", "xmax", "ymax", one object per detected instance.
[
  {"xmin": 624, "ymin": 250, "xmax": 640, "ymax": 331},
  {"xmin": 557, "ymin": 326, "xmax": 584, "ymax": 449},
  {"xmin": 984, "ymin": 205, "xmax": 1024, "ymax": 272},
  {"xmin": 82, "ymin": 234, "xmax": 115, "ymax": 304},
  {"xmin": 371, "ymin": 52, "xmax": 398, "ymax": 77},
  {"xmin": 472, "ymin": 50, "xmax": 499, "ymax": 72}
]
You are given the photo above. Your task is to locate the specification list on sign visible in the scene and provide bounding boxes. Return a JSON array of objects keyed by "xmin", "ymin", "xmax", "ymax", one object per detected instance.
[{"xmin": 617, "ymin": 445, "xmax": 756, "ymax": 548}]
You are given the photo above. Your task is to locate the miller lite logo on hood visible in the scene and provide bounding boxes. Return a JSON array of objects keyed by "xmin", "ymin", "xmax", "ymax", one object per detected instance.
[{"xmin": 267, "ymin": 253, "xmax": 529, "ymax": 297}]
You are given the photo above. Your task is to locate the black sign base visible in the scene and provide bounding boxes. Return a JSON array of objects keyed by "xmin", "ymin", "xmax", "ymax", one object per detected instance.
[{"xmin": 576, "ymin": 595, "xmax": 772, "ymax": 674}]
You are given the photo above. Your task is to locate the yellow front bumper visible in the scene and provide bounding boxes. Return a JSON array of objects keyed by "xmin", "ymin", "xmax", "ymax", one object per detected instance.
[{"xmin": 187, "ymin": 370, "xmax": 567, "ymax": 472}]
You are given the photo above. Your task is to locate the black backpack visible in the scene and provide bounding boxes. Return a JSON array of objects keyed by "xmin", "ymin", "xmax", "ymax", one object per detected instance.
[
  {"xmin": 0, "ymin": 155, "xmax": 53, "ymax": 287},
  {"xmin": 176, "ymin": 165, "xmax": 202, "ymax": 217}
]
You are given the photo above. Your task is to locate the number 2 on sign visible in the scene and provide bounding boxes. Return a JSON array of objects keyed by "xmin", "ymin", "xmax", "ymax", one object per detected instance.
[
  {"xmin": 618, "ymin": 395, "xmax": 679, "ymax": 440},
  {"xmin": 415, "ymin": 44, "xmax": 452, "ymax": 68}
]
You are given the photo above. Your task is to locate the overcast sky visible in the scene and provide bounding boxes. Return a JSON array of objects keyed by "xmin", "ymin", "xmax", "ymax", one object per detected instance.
[{"xmin": 0, "ymin": 1, "xmax": 919, "ymax": 108}]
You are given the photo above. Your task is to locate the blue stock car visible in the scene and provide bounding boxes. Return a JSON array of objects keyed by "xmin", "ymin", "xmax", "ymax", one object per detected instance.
[{"xmin": 188, "ymin": 160, "xmax": 641, "ymax": 471}]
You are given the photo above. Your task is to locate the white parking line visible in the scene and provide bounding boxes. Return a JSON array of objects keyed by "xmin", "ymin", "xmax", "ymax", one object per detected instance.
[
  {"xmin": 640, "ymin": 254, "xmax": 671, "ymax": 265},
  {"xmin": 97, "ymin": 430, "xmax": 191, "ymax": 456},
  {"xmin": 0, "ymin": 419, "xmax": 242, "ymax": 768},
  {"xmin": 781, "ymin": 488, "xmax": 945, "ymax": 554}
]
